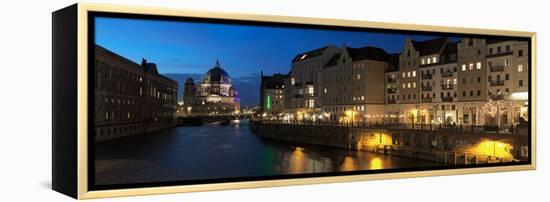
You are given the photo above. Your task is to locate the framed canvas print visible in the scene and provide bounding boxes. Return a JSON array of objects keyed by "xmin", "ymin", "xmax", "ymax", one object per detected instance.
[{"xmin": 52, "ymin": 3, "xmax": 536, "ymax": 199}]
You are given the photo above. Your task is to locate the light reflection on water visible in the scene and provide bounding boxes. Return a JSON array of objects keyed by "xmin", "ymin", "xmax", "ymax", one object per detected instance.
[{"xmin": 94, "ymin": 120, "xmax": 442, "ymax": 185}]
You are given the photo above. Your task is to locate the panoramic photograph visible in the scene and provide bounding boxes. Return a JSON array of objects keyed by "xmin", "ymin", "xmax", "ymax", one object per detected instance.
[{"xmin": 91, "ymin": 16, "xmax": 531, "ymax": 187}]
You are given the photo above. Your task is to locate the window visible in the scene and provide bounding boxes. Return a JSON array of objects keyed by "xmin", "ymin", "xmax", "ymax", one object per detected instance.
[
  {"xmin": 470, "ymin": 91, "xmax": 473, "ymax": 96},
  {"xmin": 402, "ymin": 72, "xmax": 406, "ymax": 78},
  {"xmin": 506, "ymin": 45, "xmax": 510, "ymax": 52},
  {"xmin": 407, "ymin": 71, "xmax": 411, "ymax": 78},
  {"xmin": 433, "ymin": 57, "xmax": 437, "ymax": 63},
  {"xmin": 468, "ymin": 39, "xmax": 474, "ymax": 46},
  {"xmin": 421, "ymin": 59, "xmax": 425, "ymax": 65},
  {"xmin": 308, "ymin": 86, "xmax": 314, "ymax": 95},
  {"xmin": 291, "ymin": 77, "xmax": 295, "ymax": 85},
  {"xmin": 356, "ymin": 74, "xmax": 361, "ymax": 80},
  {"xmin": 476, "ymin": 62, "xmax": 481, "ymax": 69},
  {"xmin": 489, "ymin": 48, "xmax": 493, "ymax": 54},
  {"xmin": 413, "ymin": 82, "xmax": 416, "ymax": 88},
  {"xmin": 497, "ymin": 46, "xmax": 501, "ymax": 53},
  {"xmin": 412, "ymin": 71, "xmax": 416, "ymax": 77},
  {"xmin": 407, "ymin": 49, "xmax": 411, "ymax": 57},
  {"xmin": 477, "ymin": 49, "xmax": 481, "ymax": 56},
  {"xmin": 462, "ymin": 64, "xmax": 466, "ymax": 71},
  {"xmin": 324, "ymin": 88, "xmax": 327, "ymax": 94},
  {"xmin": 519, "ymin": 80, "xmax": 523, "ymax": 87},
  {"xmin": 308, "ymin": 99, "xmax": 315, "ymax": 108},
  {"xmin": 361, "ymin": 96, "xmax": 365, "ymax": 100},
  {"xmin": 402, "ymin": 83, "xmax": 406, "ymax": 88},
  {"xmin": 462, "ymin": 78, "xmax": 466, "ymax": 84},
  {"xmin": 505, "ymin": 59, "xmax": 509, "ymax": 66},
  {"xmin": 463, "ymin": 91, "xmax": 466, "ymax": 97},
  {"xmin": 505, "ymin": 74, "xmax": 509, "ymax": 80},
  {"xmin": 407, "ymin": 82, "xmax": 411, "ymax": 88},
  {"xmin": 477, "ymin": 76, "xmax": 481, "ymax": 83},
  {"xmin": 518, "ymin": 64, "xmax": 524, "ymax": 72},
  {"xmin": 519, "ymin": 50, "xmax": 524, "ymax": 57},
  {"xmin": 427, "ymin": 58, "xmax": 431, "ymax": 64},
  {"xmin": 469, "ymin": 63, "xmax": 474, "ymax": 70},
  {"xmin": 453, "ymin": 78, "xmax": 457, "ymax": 85},
  {"xmin": 477, "ymin": 90, "xmax": 481, "ymax": 96}
]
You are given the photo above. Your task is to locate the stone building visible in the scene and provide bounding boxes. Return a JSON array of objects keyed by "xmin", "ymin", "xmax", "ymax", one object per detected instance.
[
  {"xmin": 260, "ymin": 72, "xmax": 288, "ymax": 116},
  {"xmin": 321, "ymin": 46, "xmax": 390, "ymax": 123},
  {"xmin": 182, "ymin": 60, "xmax": 240, "ymax": 115},
  {"xmin": 94, "ymin": 45, "xmax": 178, "ymax": 142}
]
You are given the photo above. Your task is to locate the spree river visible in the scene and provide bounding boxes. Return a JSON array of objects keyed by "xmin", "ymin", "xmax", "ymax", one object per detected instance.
[{"xmin": 94, "ymin": 119, "xmax": 442, "ymax": 186}]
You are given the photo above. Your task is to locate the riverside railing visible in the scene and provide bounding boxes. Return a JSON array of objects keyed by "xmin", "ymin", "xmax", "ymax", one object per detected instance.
[{"xmin": 256, "ymin": 119, "xmax": 520, "ymax": 135}]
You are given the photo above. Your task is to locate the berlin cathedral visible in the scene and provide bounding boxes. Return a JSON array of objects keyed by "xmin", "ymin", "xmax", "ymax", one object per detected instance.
[{"xmin": 179, "ymin": 60, "xmax": 241, "ymax": 115}]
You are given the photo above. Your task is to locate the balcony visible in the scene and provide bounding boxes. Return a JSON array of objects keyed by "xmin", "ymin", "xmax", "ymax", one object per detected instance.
[
  {"xmin": 490, "ymin": 80, "xmax": 504, "ymax": 86},
  {"xmin": 422, "ymin": 98, "xmax": 432, "ymax": 103},
  {"xmin": 441, "ymin": 84, "xmax": 454, "ymax": 90},
  {"xmin": 387, "ymin": 99, "xmax": 397, "ymax": 104},
  {"xmin": 490, "ymin": 65, "xmax": 504, "ymax": 72},
  {"xmin": 421, "ymin": 74, "xmax": 432, "ymax": 80},
  {"xmin": 442, "ymin": 97, "xmax": 453, "ymax": 102},
  {"xmin": 421, "ymin": 86, "xmax": 432, "ymax": 92},
  {"xmin": 387, "ymin": 78, "xmax": 397, "ymax": 83},
  {"xmin": 387, "ymin": 88, "xmax": 397, "ymax": 94},
  {"xmin": 441, "ymin": 71, "xmax": 454, "ymax": 78}
]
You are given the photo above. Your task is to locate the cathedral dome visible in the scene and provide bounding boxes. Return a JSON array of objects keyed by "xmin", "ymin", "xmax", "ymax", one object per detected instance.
[{"xmin": 203, "ymin": 60, "xmax": 232, "ymax": 85}]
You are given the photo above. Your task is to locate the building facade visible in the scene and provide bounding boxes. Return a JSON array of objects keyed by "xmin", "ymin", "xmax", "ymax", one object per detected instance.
[
  {"xmin": 260, "ymin": 37, "xmax": 529, "ymax": 128},
  {"xmin": 94, "ymin": 45, "xmax": 178, "ymax": 142},
  {"xmin": 260, "ymin": 72, "xmax": 288, "ymax": 116}
]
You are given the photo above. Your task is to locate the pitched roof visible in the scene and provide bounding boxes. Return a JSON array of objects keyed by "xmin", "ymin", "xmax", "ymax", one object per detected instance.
[
  {"xmin": 412, "ymin": 37, "xmax": 448, "ymax": 56},
  {"xmin": 346, "ymin": 46, "xmax": 390, "ymax": 62},
  {"xmin": 323, "ymin": 53, "xmax": 341, "ymax": 68},
  {"xmin": 292, "ymin": 46, "xmax": 328, "ymax": 62},
  {"xmin": 386, "ymin": 53, "xmax": 401, "ymax": 72}
]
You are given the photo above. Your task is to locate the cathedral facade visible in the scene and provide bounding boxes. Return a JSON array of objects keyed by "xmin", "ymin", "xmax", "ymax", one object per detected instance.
[{"xmin": 180, "ymin": 60, "xmax": 240, "ymax": 115}]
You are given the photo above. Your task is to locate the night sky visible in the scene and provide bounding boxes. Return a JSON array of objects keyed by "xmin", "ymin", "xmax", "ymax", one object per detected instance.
[{"xmin": 95, "ymin": 17, "xmax": 455, "ymax": 106}]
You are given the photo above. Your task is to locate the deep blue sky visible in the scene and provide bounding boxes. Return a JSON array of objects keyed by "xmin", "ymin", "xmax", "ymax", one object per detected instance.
[{"xmin": 95, "ymin": 17, "xmax": 455, "ymax": 105}]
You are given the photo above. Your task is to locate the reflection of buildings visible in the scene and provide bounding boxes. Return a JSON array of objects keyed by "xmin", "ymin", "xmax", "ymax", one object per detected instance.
[
  {"xmin": 260, "ymin": 37, "xmax": 529, "ymax": 127},
  {"xmin": 94, "ymin": 45, "xmax": 178, "ymax": 142},
  {"xmin": 179, "ymin": 60, "xmax": 240, "ymax": 115}
]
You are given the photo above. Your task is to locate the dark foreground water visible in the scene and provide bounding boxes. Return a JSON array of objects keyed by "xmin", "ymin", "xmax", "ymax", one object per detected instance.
[{"xmin": 94, "ymin": 119, "xmax": 442, "ymax": 186}]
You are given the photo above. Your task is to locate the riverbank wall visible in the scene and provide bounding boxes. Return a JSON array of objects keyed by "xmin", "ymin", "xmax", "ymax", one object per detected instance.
[{"xmin": 249, "ymin": 121, "xmax": 529, "ymax": 164}]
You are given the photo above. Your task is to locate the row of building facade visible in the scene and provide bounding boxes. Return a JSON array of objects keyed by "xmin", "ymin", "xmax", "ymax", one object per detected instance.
[
  {"xmin": 260, "ymin": 37, "xmax": 529, "ymax": 127},
  {"xmin": 94, "ymin": 45, "xmax": 178, "ymax": 142}
]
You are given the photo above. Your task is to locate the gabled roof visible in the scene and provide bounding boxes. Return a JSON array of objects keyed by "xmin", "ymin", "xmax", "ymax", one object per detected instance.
[
  {"xmin": 440, "ymin": 41, "xmax": 458, "ymax": 63},
  {"xmin": 346, "ymin": 46, "xmax": 390, "ymax": 62},
  {"xmin": 323, "ymin": 53, "xmax": 341, "ymax": 68},
  {"xmin": 292, "ymin": 46, "xmax": 328, "ymax": 63},
  {"xmin": 412, "ymin": 37, "xmax": 448, "ymax": 56}
]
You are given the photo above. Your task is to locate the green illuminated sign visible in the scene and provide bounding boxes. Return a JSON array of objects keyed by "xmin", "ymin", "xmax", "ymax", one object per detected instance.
[{"xmin": 266, "ymin": 95, "xmax": 271, "ymax": 110}]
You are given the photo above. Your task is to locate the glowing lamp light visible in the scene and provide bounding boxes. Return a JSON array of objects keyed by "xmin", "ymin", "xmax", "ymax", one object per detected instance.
[{"xmin": 510, "ymin": 92, "xmax": 528, "ymax": 100}]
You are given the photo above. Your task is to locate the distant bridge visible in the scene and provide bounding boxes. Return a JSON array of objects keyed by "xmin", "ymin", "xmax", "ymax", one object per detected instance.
[{"xmin": 177, "ymin": 114, "xmax": 253, "ymax": 126}]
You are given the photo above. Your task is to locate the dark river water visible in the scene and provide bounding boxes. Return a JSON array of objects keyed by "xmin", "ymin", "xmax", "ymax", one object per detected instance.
[{"xmin": 94, "ymin": 119, "xmax": 442, "ymax": 186}]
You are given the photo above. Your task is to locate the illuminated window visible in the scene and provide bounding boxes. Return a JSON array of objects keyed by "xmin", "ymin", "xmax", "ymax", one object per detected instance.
[
  {"xmin": 518, "ymin": 64, "xmax": 524, "ymax": 72},
  {"xmin": 427, "ymin": 58, "xmax": 431, "ymax": 64},
  {"xmin": 412, "ymin": 82, "xmax": 416, "ymax": 88},
  {"xmin": 407, "ymin": 82, "xmax": 411, "ymax": 88},
  {"xmin": 412, "ymin": 71, "xmax": 416, "ymax": 77},
  {"xmin": 105, "ymin": 112, "xmax": 109, "ymax": 120},
  {"xmin": 407, "ymin": 72, "xmax": 411, "ymax": 78},
  {"xmin": 361, "ymin": 96, "xmax": 365, "ymax": 100},
  {"xmin": 453, "ymin": 78, "xmax": 457, "ymax": 85},
  {"xmin": 462, "ymin": 64, "xmax": 466, "ymax": 71},
  {"xmin": 291, "ymin": 78, "xmax": 295, "ymax": 85},
  {"xmin": 421, "ymin": 59, "xmax": 425, "ymax": 65},
  {"xmin": 324, "ymin": 88, "xmax": 327, "ymax": 94},
  {"xmin": 356, "ymin": 74, "xmax": 361, "ymax": 80},
  {"xmin": 402, "ymin": 72, "xmax": 406, "ymax": 78},
  {"xmin": 300, "ymin": 54, "xmax": 307, "ymax": 60},
  {"xmin": 308, "ymin": 99, "xmax": 315, "ymax": 108},
  {"xmin": 361, "ymin": 106, "xmax": 365, "ymax": 111},
  {"xmin": 433, "ymin": 57, "xmax": 437, "ymax": 63},
  {"xmin": 476, "ymin": 62, "xmax": 481, "ymax": 69},
  {"xmin": 308, "ymin": 86, "xmax": 314, "ymax": 95},
  {"xmin": 469, "ymin": 63, "xmax": 474, "ymax": 70},
  {"xmin": 402, "ymin": 83, "xmax": 406, "ymax": 88}
]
